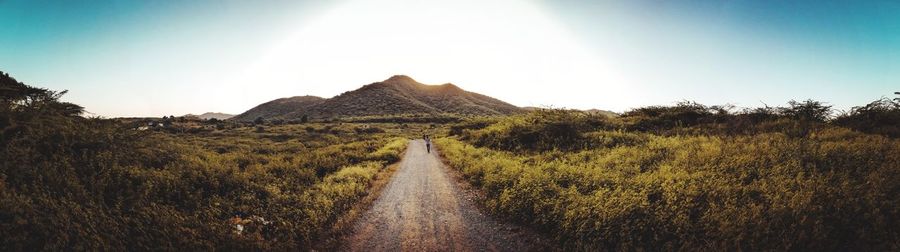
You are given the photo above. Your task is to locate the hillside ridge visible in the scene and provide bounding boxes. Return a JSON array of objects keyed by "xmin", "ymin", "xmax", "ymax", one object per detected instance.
[
  {"xmin": 234, "ymin": 75, "xmax": 522, "ymax": 121},
  {"xmin": 232, "ymin": 95, "xmax": 326, "ymax": 121}
]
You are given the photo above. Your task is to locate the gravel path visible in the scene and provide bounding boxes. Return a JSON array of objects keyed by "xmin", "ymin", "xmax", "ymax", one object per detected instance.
[{"xmin": 340, "ymin": 139, "xmax": 548, "ymax": 251}]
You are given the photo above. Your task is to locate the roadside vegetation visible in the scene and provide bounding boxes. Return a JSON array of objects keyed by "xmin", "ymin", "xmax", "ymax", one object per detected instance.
[
  {"xmin": 4, "ymin": 69, "xmax": 898, "ymax": 250},
  {"xmin": 438, "ymin": 99, "xmax": 900, "ymax": 251},
  {"xmin": 0, "ymin": 72, "xmax": 413, "ymax": 250}
]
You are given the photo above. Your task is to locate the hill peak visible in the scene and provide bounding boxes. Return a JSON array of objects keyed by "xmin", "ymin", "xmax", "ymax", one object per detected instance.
[
  {"xmin": 379, "ymin": 76, "xmax": 458, "ymax": 88},
  {"xmin": 384, "ymin": 75, "xmax": 417, "ymax": 83},
  {"xmin": 233, "ymin": 76, "xmax": 524, "ymax": 121},
  {"xmin": 438, "ymin": 82, "xmax": 461, "ymax": 90},
  {"xmin": 279, "ymin": 95, "xmax": 324, "ymax": 102}
]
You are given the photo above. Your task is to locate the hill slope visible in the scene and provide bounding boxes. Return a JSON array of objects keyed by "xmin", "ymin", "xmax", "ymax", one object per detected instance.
[
  {"xmin": 234, "ymin": 75, "xmax": 523, "ymax": 121},
  {"xmin": 185, "ymin": 112, "xmax": 235, "ymax": 120},
  {"xmin": 232, "ymin": 95, "xmax": 325, "ymax": 121}
]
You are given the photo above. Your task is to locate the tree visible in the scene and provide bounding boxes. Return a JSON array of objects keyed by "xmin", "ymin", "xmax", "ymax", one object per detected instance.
[
  {"xmin": 780, "ymin": 99, "xmax": 831, "ymax": 122},
  {"xmin": 300, "ymin": 115, "xmax": 309, "ymax": 123},
  {"xmin": 832, "ymin": 97, "xmax": 900, "ymax": 137},
  {"xmin": 254, "ymin": 116, "xmax": 265, "ymax": 125},
  {"xmin": 1, "ymin": 71, "xmax": 83, "ymax": 117}
]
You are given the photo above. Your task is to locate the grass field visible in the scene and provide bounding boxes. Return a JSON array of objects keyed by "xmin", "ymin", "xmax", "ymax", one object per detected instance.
[
  {"xmin": 3, "ymin": 73, "xmax": 898, "ymax": 250},
  {"xmin": 2, "ymin": 109, "xmax": 418, "ymax": 250},
  {"xmin": 437, "ymin": 107, "xmax": 900, "ymax": 251}
]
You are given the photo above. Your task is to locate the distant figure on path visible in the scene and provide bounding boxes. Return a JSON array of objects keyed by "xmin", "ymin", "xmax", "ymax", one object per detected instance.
[{"xmin": 424, "ymin": 135, "xmax": 431, "ymax": 153}]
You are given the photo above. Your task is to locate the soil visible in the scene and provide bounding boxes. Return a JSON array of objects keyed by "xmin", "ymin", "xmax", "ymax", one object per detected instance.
[{"xmin": 340, "ymin": 139, "xmax": 550, "ymax": 251}]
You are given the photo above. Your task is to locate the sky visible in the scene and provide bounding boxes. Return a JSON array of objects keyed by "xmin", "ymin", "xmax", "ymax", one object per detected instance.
[{"xmin": 1, "ymin": 0, "xmax": 898, "ymax": 117}]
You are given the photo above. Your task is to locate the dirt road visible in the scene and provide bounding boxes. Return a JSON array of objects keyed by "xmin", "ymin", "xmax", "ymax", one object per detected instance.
[{"xmin": 341, "ymin": 139, "xmax": 547, "ymax": 251}]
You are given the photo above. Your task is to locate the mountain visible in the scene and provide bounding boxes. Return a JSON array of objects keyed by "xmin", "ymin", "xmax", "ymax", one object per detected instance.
[
  {"xmin": 184, "ymin": 112, "xmax": 235, "ymax": 120},
  {"xmin": 231, "ymin": 95, "xmax": 326, "ymax": 121},
  {"xmin": 233, "ymin": 75, "xmax": 523, "ymax": 121},
  {"xmin": 583, "ymin": 109, "xmax": 619, "ymax": 118},
  {"xmin": 523, "ymin": 107, "xmax": 619, "ymax": 118}
]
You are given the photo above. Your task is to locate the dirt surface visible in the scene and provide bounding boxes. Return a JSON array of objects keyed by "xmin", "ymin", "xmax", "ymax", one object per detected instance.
[{"xmin": 340, "ymin": 139, "xmax": 549, "ymax": 251}]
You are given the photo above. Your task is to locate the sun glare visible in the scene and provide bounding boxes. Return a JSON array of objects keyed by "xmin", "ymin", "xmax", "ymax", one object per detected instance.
[{"xmin": 234, "ymin": 0, "xmax": 630, "ymax": 110}]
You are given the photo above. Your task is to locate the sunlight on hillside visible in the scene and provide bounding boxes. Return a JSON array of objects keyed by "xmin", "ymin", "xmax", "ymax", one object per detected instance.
[
  {"xmin": 234, "ymin": 0, "xmax": 630, "ymax": 112},
  {"xmin": 3, "ymin": 0, "xmax": 899, "ymax": 250}
]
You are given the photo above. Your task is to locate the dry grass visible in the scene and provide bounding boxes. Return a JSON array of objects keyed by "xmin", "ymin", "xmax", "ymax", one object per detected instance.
[
  {"xmin": 317, "ymin": 150, "xmax": 406, "ymax": 250},
  {"xmin": 438, "ymin": 108, "xmax": 900, "ymax": 251}
]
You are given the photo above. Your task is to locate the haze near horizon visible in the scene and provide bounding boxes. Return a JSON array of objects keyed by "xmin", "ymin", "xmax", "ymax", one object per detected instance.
[{"xmin": 1, "ymin": 0, "xmax": 897, "ymax": 117}]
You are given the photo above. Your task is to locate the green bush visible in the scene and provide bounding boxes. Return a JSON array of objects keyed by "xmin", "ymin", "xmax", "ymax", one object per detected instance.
[
  {"xmin": 618, "ymin": 100, "xmax": 842, "ymax": 136},
  {"xmin": 448, "ymin": 117, "xmax": 497, "ymax": 136},
  {"xmin": 366, "ymin": 137, "xmax": 409, "ymax": 163},
  {"xmin": 621, "ymin": 101, "xmax": 724, "ymax": 132},
  {"xmin": 833, "ymin": 98, "xmax": 900, "ymax": 137},
  {"xmin": 466, "ymin": 109, "xmax": 609, "ymax": 152}
]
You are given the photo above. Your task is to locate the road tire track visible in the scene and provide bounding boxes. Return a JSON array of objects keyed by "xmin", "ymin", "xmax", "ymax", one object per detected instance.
[{"xmin": 341, "ymin": 139, "xmax": 548, "ymax": 251}]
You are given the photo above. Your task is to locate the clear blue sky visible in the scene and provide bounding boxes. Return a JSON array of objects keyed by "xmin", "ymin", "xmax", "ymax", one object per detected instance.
[{"xmin": 1, "ymin": 0, "xmax": 897, "ymax": 117}]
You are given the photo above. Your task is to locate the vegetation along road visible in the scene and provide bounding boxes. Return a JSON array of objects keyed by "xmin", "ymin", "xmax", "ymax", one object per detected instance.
[{"xmin": 341, "ymin": 139, "xmax": 548, "ymax": 251}]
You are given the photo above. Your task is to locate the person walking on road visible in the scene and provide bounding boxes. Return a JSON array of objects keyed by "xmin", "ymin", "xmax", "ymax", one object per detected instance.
[{"xmin": 424, "ymin": 135, "xmax": 431, "ymax": 153}]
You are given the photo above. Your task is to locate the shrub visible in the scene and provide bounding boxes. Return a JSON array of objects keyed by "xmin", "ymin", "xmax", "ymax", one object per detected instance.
[
  {"xmin": 0, "ymin": 72, "xmax": 415, "ymax": 250},
  {"xmin": 447, "ymin": 117, "xmax": 497, "ymax": 136},
  {"xmin": 437, "ymin": 103, "xmax": 900, "ymax": 251},
  {"xmin": 781, "ymin": 99, "xmax": 832, "ymax": 122},
  {"xmin": 366, "ymin": 137, "xmax": 409, "ymax": 163},
  {"xmin": 621, "ymin": 101, "xmax": 722, "ymax": 133},
  {"xmin": 833, "ymin": 98, "xmax": 900, "ymax": 137},
  {"xmin": 466, "ymin": 109, "xmax": 609, "ymax": 152},
  {"xmin": 355, "ymin": 126, "xmax": 386, "ymax": 134},
  {"xmin": 437, "ymin": 133, "xmax": 900, "ymax": 251}
]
